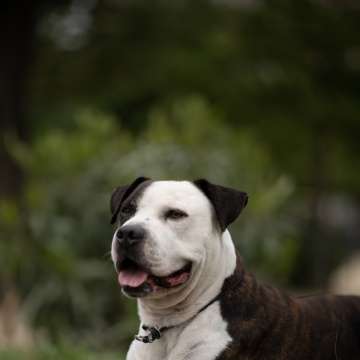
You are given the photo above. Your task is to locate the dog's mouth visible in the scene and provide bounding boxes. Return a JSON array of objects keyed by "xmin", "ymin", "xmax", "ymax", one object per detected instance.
[{"xmin": 116, "ymin": 257, "xmax": 192, "ymax": 296}]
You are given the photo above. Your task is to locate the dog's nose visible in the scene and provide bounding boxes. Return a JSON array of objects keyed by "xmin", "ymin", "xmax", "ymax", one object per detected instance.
[{"xmin": 116, "ymin": 225, "xmax": 145, "ymax": 248}]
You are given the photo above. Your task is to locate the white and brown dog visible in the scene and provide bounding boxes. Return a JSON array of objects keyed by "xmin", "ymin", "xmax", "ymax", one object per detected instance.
[{"xmin": 110, "ymin": 177, "xmax": 360, "ymax": 360}]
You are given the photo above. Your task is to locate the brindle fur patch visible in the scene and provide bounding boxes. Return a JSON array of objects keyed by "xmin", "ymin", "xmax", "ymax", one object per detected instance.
[{"xmin": 216, "ymin": 255, "xmax": 360, "ymax": 360}]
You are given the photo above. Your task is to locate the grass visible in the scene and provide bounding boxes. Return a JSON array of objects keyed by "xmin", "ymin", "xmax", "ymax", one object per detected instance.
[{"xmin": 0, "ymin": 344, "xmax": 125, "ymax": 360}]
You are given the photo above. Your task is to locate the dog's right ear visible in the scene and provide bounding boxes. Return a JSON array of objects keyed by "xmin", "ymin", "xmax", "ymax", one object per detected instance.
[
  {"xmin": 194, "ymin": 179, "xmax": 248, "ymax": 232},
  {"xmin": 110, "ymin": 176, "xmax": 150, "ymax": 224}
]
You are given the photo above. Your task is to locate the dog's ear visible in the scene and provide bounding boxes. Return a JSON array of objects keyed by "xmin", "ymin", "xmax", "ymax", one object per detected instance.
[
  {"xmin": 193, "ymin": 179, "xmax": 248, "ymax": 232},
  {"xmin": 110, "ymin": 176, "xmax": 150, "ymax": 224}
]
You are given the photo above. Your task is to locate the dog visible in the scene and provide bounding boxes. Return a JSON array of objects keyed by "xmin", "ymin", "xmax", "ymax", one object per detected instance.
[{"xmin": 110, "ymin": 177, "xmax": 360, "ymax": 360}]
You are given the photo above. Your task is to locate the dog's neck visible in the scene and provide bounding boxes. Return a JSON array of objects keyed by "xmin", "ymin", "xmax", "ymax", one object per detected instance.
[{"xmin": 137, "ymin": 230, "xmax": 237, "ymax": 329}]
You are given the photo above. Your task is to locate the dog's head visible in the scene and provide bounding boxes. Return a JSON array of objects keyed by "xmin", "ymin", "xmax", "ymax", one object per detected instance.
[{"xmin": 110, "ymin": 177, "xmax": 248, "ymax": 298}]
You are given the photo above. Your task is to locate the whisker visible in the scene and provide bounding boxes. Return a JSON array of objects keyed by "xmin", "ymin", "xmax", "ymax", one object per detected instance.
[{"xmin": 103, "ymin": 251, "xmax": 112, "ymax": 260}]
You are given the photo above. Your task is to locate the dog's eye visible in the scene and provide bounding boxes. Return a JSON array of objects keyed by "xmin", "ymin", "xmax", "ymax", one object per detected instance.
[{"xmin": 165, "ymin": 209, "xmax": 188, "ymax": 220}]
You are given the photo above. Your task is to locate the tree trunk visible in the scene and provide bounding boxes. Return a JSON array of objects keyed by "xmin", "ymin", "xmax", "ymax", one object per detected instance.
[{"xmin": 0, "ymin": 2, "xmax": 37, "ymax": 200}]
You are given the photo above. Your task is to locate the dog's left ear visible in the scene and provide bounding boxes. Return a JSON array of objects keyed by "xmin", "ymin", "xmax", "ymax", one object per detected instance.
[
  {"xmin": 194, "ymin": 179, "xmax": 248, "ymax": 232},
  {"xmin": 110, "ymin": 176, "xmax": 150, "ymax": 225}
]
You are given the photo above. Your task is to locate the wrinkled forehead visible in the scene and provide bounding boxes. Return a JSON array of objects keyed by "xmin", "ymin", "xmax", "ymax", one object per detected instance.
[{"xmin": 138, "ymin": 181, "xmax": 211, "ymax": 214}]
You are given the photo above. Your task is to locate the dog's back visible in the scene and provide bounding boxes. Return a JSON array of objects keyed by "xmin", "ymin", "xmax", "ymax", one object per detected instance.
[
  {"xmin": 279, "ymin": 294, "xmax": 360, "ymax": 359},
  {"xmin": 217, "ymin": 258, "xmax": 360, "ymax": 360},
  {"xmin": 297, "ymin": 294, "xmax": 360, "ymax": 359}
]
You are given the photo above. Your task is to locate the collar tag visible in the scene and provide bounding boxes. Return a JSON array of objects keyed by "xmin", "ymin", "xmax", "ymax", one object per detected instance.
[
  {"xmin": 135, "ymin": 292, "xmax": 221, "ymax": 344},
  {"xmin": 135, "ymin": 326, "xmax": 161, "ymax": 343}
]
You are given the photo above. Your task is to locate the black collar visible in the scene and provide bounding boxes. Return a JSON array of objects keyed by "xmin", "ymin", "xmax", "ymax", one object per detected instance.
[{"xmin": 135, "ymin": 293, "xmax": 221, "ymax": 344}]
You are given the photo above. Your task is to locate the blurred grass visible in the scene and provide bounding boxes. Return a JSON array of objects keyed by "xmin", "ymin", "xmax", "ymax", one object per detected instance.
[{"xmin": 0, "ymin": 344, "xmax": 125, "ymax": 360}]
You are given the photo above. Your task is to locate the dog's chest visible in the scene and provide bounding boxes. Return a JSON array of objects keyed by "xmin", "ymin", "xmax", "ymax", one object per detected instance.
[{"xmin": 126, "ymin": 302, "xmax": 231, "ymax": 360}]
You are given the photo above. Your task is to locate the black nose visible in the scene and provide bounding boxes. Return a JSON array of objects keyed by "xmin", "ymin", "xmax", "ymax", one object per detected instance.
[{"xmin": 116, "ymin": 225, "xmax": 145, "ymax": 248}]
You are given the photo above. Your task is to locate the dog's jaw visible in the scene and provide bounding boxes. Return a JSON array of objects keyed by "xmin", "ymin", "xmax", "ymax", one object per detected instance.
[
  {"xmin": 137, "ymin": 230, "xmax": 236, "ymax": 329},
  {"xmin": 117, "ymin": 260, "xmax": 193, "ymax": 298}
]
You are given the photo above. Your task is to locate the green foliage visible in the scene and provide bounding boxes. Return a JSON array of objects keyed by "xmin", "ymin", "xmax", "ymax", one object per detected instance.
[
  {"xmin": 32, "ymin": 0, "xmax": 360, "ymax": 191},
  {"xmin": 1, "ymin": 96, "xmax": 296, "ymax": 351},
  {"xmin": 2, "ymin": 0, "xmax": 360, "ymax": 354}
]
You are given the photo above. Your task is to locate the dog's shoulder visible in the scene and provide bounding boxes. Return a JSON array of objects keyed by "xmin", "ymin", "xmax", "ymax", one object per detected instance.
[
  {"xmin": 216, "ymin": 255, "xmax": 360, "ymax": 360},
  {"xmin": 217, "ymin": 256, "xmax": 296, "ymax": 359}
]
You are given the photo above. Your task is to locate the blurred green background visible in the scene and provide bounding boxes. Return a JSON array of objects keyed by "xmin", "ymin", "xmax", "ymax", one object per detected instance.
[{"xmin": 1, "ymin": 0, "xmax": 360, "ymax": 358}]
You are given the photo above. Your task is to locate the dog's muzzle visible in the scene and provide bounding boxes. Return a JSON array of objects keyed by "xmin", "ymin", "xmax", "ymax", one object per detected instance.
[{"xmin": 113, "ymin": 225, "xmax": 192, "ymax": 297}]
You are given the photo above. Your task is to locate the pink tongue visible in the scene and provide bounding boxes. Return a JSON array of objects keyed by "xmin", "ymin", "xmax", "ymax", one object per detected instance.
[{"xmin": 118, "ymin": 269, "xmax": 148, "ymax": 288}]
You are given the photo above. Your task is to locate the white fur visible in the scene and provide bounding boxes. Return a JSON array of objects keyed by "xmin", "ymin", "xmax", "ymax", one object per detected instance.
[
  {"xmin": 111, "ymin": 181, "xmax": 237, "ymax": 360},
  {"xmin": 127, "ymin": 302, "xmax": 231, "ymax": 360}
]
